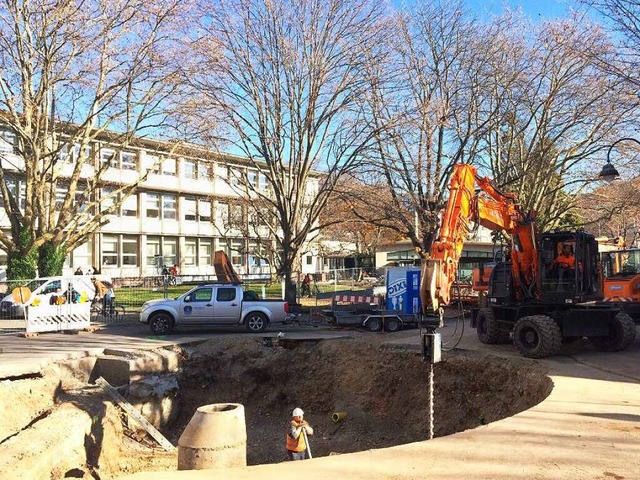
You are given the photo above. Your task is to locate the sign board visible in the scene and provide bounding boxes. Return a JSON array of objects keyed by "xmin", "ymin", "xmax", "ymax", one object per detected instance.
[{"xmin": 12, "ymin": 286, "xmax": 31, "ymax": 304}]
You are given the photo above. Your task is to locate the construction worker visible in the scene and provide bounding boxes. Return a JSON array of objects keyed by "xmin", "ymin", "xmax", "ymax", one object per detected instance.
[
  {"xmin": 554, "ymin": 244, "xmax": 576, "ymax": 269},
  {"xmin": 286, "ymin": 407, "xmax": 313, "ymax": 460}
]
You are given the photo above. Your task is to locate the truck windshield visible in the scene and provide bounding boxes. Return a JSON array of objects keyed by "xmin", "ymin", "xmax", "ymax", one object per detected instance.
[{"xmin": 605, "ymin": 250, "xmax": 640, "ymax": 276}]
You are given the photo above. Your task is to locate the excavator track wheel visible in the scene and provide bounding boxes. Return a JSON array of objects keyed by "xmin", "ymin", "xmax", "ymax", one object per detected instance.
[
  {"xmin": 588, "ymin": 312, "xmax": 636, "ymax": 352},
  {"xmin": 476, "ymin": 308, "xmax": 509, "ymax": 344},
  {"xmin": 513, "ymin": 315, "xmax": 561, "ymax": 358}
]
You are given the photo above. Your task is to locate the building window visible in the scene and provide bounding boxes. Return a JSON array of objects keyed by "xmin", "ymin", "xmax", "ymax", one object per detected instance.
[
  {"xmin": 306, "ymin": 256, "xmax": 313, "ymax": 265},
  {"xmin": 74, "ymin": 143, "xmax": 92, "ymax": 162},
  {"xmin": 102, "ymin": 187, "xmax": 116, "ymax": 214},
  {"xmin": 183, "ymin": 159, "xmax": 196, "ymax": 179},
  {"xmin": 198, "ymin": 161, "xmax": 212, "ymax": 181},
  {"xmin": 146, "ymin": 193, "xmax": 160, "ymax": 218},
  {"xmin": 102, "ymin": 235, "xmax": 118, "ymax": 266},
  {"xmin": 100, "ymin": 148, "xmax": 117, "ymax": 168},
  {"xmin": 248, "ymin": 170, "xmax": 258, "ymax": 188},
  {"xmin": 146, "ymin": 236, "xmax": 161, "ymax": 267},
  {"xmin": 228, "ymin": 168, "xmax": 241, "ymax": 187},
  {"xmin": 162, "ymin": 194, "xmax": 177, "ymax": 220},
  {"xmin": 198, "ymin": 198, "xmax": 211, "ymax": 222},
  {"xmin": 122, "ymin": 235, "xmax": 138, "ymax": 266},
  {"xmin": 230, "ymin": 239, "xmax": 244, "ymax": 266},
  {"xmin": 259, "ymin": 173, "xmax": 268, "ymax": 190},
  {"xmin": 163, "ymin": 237, "xmax": 177, "ymax": 266},
  {"xmin": 162, "ymin": 157, "xmax": 176, "ymax": 176},
  {"xmin": 55, "ymin": 185, "xmax": 67, "ymax": 210},
  {"xmin": 216, "ymin": 201, "xmax": 229, "ymax": 224},
  {"xmin": 184, "ymin": 238, "xmax": 197, "ymax": 266},
  {"xmin": 121, "ymin": 193, "xmax": 138, "ymax": 217},
  {"xmin": 70, "ymin": 239, "xmax": 93, "ymax": 271},
  {"xmin": 184, "ymin": 196, "xmax": 197, "ymax": 221},
  {"xmin": 199, "ymin": 239, "xmax": 212, "ymax": 266},
  {"xmin": 142, "ymin": 154, "xmax": 160, "ymax": 174},
  {"xmin": 121, "ymin": 151, "xmax": 137, "ymax": 171},
  {"xmin": 0, "ymin": 129, "xmax": 17, "ymax": 154}
]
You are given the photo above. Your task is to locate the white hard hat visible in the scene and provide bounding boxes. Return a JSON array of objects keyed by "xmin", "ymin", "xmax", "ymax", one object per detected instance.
[{"xmin": 292, "ymin": 407, "xmax": 304, "ymax": 417}]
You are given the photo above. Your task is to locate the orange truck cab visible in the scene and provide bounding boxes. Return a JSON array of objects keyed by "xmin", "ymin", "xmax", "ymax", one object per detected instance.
[{"xmin": 601, "ymin": 248, "xmax": 640, "ymax": 321}]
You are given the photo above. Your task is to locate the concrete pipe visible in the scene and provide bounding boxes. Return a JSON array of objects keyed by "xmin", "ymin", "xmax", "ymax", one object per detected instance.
[
  {"xmin": 178, "ymin": 403, "xmax": 247, "ymax": 470},
  {"xmin": 332, "ymin": 411, "xmax": 347, "ymax": 423}
]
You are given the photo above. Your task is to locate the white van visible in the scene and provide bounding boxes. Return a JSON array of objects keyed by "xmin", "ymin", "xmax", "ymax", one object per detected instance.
[{"xmin": 0, "ymin": 276, "xmax": 103, "ymax": 319}]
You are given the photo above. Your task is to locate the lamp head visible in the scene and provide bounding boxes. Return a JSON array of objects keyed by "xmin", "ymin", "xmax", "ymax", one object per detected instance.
[{"xmin": 598, "ymin": 160, "xmax": 620, "ymax": 183}]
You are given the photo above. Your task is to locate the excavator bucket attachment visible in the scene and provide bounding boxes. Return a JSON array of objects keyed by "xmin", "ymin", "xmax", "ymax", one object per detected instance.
[{"xmin": 420, "ymin": 259, "xmax": 439, "ymax": 314}]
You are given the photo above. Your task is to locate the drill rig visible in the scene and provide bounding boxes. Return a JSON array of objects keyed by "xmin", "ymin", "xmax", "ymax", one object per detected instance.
[{"xmin": 420, "ymin": 164, "xmax": 636, "ymax": 358}]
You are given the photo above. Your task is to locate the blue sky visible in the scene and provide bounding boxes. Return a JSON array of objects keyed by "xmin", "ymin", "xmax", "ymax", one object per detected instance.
[{"xmin": 463, "ymin": 0, "xmax": 570, "ymax": 19}]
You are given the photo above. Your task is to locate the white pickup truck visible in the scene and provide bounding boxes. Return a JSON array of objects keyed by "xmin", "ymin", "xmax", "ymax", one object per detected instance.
[{"xmin": 139, "ymin": 283, "xmax": 290, "ymax": 334}]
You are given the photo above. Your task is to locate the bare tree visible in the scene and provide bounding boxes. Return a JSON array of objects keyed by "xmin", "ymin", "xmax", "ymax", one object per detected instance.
[
  {"xmin": 183, "ymin": 0, "xmax": 387, "ymax": 302},
  {"xmin": 321, "ymin": 177, "xmax": 402, "ymax": 263},
  {"xmin": 360, "ymin": 1, "xmax": 512, "ymax": 257},
  {"xmin": 580, "ymin": 177, "xmax": 640, "ymax": 246},
  {"xmin": 0, "ymin": 0, "xmax": 184, "ymax": 279},
  {"xmin": 481, "ymin": 14, "xmax": 638, "ymax": 230},
  {"xmin": 580, "ymin": 0, "xmax": 640, "ymax": 91}
]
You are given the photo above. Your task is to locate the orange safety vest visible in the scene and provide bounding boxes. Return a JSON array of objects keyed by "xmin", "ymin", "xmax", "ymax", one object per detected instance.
[
  {"xmin": 555, "ymin": 254, "xmax": 575, "ymax": 268},
  {"xmin": 286, "ymin": 420, "xmax": 307, "ymax": 452}
]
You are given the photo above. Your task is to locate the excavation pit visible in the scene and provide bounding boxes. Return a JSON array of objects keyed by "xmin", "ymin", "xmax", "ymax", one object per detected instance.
[
  {"xmin": 0, "ymin": 336, "xmax": 554, "ymax": 478},
  {"xmin": 163, "ymin": 336, "xmax": 553, "ymax": 466}
]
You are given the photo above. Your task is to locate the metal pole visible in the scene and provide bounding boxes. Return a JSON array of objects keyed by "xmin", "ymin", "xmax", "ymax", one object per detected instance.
[
  {"xmin": 302, "ymin": 428, "xmax": 312, "ymax": 459},
  {"xmin": 428, "ymin": 361, "xmax": 434, "ymax": 440}
]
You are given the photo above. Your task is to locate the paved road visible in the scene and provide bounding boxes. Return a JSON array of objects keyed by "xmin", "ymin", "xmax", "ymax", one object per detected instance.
[{"xmin": 0, "ymin": 320, "xmax": 352, "ymax": 378}]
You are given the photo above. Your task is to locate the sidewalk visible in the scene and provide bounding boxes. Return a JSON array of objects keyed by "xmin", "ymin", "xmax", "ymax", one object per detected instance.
[{"xmin": 124, "ymin": 323, "xmax": 640, "ymax": 480}]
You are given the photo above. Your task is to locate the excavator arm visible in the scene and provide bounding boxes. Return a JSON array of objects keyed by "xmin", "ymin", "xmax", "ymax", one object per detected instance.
[{"xmin": 421, "ymin": 164, "xmax": 538, "ymax": 313}]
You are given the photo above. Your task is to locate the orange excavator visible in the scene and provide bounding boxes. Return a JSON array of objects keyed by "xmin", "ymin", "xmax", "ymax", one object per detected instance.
[{"xmin": 420, "ymin": 163, "xmax": 636, "ymax": 358}]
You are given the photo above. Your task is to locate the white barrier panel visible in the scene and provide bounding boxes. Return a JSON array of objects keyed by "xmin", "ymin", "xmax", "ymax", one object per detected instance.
[{"xmin": 26, "ymin": 303, "xmax": 91, "ymax": 333}]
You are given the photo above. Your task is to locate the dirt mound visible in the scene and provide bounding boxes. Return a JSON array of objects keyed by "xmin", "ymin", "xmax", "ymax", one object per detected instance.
[{"xmin": 169, "ymin": 337, "xmax": 552, "ymax": 465}]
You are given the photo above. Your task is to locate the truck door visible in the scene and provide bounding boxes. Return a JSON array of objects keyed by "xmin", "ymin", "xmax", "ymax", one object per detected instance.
[
  {"xmin": 180, "ymin": 287, "xmax": 214, "ymax": 324},
  {"xmin": 214, "ymin": 286, "xmax": 242, "ymax": 323}
]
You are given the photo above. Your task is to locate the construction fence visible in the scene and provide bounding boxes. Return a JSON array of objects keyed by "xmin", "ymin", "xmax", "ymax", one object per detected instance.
[{"xmin": 0, "ymin": 271, "xmax": 381, "ymax": 335}]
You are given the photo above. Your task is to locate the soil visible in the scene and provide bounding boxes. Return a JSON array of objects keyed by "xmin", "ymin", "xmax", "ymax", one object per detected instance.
[
  {"xmin": 0, "ymin": 335, "xmax": 552, "ymax": 478},
  {"xmin": 167, "ymin": 336, "xmax": 552, "ymax": 465}
]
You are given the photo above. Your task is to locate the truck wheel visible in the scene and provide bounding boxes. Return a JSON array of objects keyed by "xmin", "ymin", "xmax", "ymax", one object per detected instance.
[
  {"xmin": 365, "ymin": 317, "xmax": 382, "ymax": 332},
  {"xmin": 513, "ymin": 315, "xmax": 561, "ymax": 358},
  {"xmin": 245, "ymin": 312, "xmax": 268, "ymax": 333},
  {"xmin": 149, "ymin": 312, "xmax": 174, "ymax": 335},
  {"xmin": 476, "ymin": 308, "xmax": 509, "ymax": 344},
  {"xmin": 384, "ymin": 317, "xmax": 401, "ymax": 333},
  {"xmin": 588, "ymin": 312, "xmax": 636, "ymax": 352}
]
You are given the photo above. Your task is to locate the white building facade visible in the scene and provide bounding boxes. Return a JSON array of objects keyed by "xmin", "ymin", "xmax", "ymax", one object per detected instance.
[{"xmin": 0, "ymin": 131, "xmax": 321, "ymax": 280}]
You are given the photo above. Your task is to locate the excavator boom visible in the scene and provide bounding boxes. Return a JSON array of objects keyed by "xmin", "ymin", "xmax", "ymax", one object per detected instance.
[{"xmin": 421, "ymin": 164, "xmax": 538, "ymax": 313}]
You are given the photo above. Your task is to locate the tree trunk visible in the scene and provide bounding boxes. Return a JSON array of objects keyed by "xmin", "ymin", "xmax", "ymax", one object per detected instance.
[
  {"xmin": 37, "ymin": 241, "xmax": 67, "ymax": 277},
  {"xmin": 6, "ymin": 228, "xmax": 38, "ymax": 281}
]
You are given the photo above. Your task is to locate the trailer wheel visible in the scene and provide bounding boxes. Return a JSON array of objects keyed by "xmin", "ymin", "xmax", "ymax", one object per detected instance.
[
  {"xmin": 588, "ymin": 312, "xmax": 636, "ymax": 352},
  {"xmin": 365, "ymin": 317, "xmax": 382, "ymax": 332},
  {"xmin": 149, "ymin": 312, "xmax": 175, "ymax": 335},
  {"xmin": 245, "ymin": 312, "xmax": 268, "ymax": 333},
  {"xmin": 513, "ymin": 315, "xmax": 561, "ymax": 358},
  {"xmin": 476, "ymin": 308, "xmax": 509, "ymax": 344},
  {"xmin": 384, "ymin": 317, "xmax": 401, "ymax": 333}
]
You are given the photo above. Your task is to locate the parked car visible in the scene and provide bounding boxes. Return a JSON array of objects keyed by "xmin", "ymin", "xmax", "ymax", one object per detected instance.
[
  {"xmin": 0, "ymin": 275, "xmax": 100, "ymax": 319},
  {"xmin": 139, "ymin": 283, "xmax": 291, "ymax": 334}
]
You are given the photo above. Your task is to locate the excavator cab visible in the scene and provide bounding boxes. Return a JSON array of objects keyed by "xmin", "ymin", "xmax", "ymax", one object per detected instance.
[{"xmin": 538, "ymin": 232, "xmax": 601, "ymax": 303}]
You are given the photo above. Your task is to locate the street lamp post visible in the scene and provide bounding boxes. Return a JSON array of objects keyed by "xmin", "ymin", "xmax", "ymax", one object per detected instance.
[{"xmin": 600, "ymin": 137, "xmax": 640, "ymax": 182}]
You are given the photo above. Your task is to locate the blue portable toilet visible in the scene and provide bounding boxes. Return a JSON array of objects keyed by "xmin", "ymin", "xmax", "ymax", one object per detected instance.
[{"xmin": 386, "ymin": 266, "xmax": 421, "ymax": 313}]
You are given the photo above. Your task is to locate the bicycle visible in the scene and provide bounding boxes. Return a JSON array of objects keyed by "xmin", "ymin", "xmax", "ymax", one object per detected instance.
[{"xmin": 90, "ymin": 297, "xmax": 126, "ymax": 324}]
